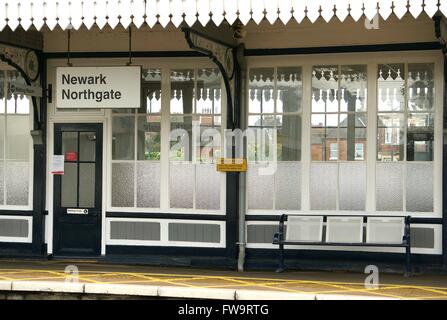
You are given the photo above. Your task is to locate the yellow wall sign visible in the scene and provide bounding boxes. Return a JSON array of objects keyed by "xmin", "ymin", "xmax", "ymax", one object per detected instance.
[{"xmin": 216, "ymin": 158, "xmax": 247, "ymax": 172}]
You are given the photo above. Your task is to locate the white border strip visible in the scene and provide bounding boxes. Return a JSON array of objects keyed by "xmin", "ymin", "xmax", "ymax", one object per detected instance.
[
  {"xmin": 106, "ymin": 218, "xmax": 226, "ymax": 248},
  {"xmin": 0, "ymin": 216, "xmax": 32, "ymax": 243}
]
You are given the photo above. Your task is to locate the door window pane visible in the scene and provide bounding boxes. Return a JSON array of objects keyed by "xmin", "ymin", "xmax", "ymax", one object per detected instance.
[
  {"xmin": 79, "ymin": 132, "xmax": 96, "ymax": 162},
  {"xmin": 79, "ymin": 163, "xmax": 95, "ymax": 208},
  {"xmin": 62, "ymin": 132, "xmax": 78, "ymax": 160},
  {"xmin": 61, "ymin": 163, "xmax": 78, "ymax": 207},
  {"xmin": 112, "ymin": 116, "xmax": 134, "ymax": 160}
]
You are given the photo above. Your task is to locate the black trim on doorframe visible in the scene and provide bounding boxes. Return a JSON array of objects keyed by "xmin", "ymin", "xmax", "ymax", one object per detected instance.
[
  {"xmin": 244, "ymin": 42, "xmax": 442, "ymax": 56},
  {"xmin": 31, "ymin": 51, "xmax": 47, "ymax": 255},
  {"xmin": 105, "ymin": 245, "xmax": 228, "ymax": 259},
  {"xmin": 245, "ymin": 215, "xmax": 443, "ymax": 224},
  {"xmin": 44, "ymin": 51, "xmax": 206, "ymax": 59},
  {"xmin": 443, "ymin": 54, "xmax": 447, "ymax": 268},
  {"xmin": 106, "ymin": 212, "xmax": 226, "ymax": 221}
]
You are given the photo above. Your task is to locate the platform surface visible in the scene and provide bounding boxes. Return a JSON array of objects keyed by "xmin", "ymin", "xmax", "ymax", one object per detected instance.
[{"xmin": 0, "ymin": 259, "xmax": 446, "ymax": 300}]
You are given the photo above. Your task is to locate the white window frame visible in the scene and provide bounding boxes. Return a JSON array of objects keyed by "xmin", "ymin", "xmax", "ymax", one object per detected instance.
[
  {"xmin": 245, "ymin": 50, "xmax": 443, "ymax": 219},
  {"xmin": 107, "ymin": 63, "xmax": 227, "ymax": 215},
  {"xmin": 0, "ymin": 69, "xmax": 34, "ymax": 211}
]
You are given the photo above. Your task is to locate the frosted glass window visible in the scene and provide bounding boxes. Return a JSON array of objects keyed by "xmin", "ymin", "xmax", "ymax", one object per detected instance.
[
  {"xmin": 406, "ymin": 163, "xmax": 433, "ymax": 212},
  {"xmin": 275, "ymin": 162, "xmax": 300, "ymax": 210},
  {"xmin": 7, "ymin": 115, "xmax": 30, "ymax": 160},
  {"xmin": 326, "ymin": 217, "xmax": 363, "ymax": 243},
  {"xmin": 0, "ymin": 161, "xmax": 4, "ymax": 204},
  {"xmin": 6, "ymin": 161, "xmax": 29, "ymax": 206},
  {"xmin": 339, "ymin": 162, "xmax": 366, "ymax": 211},
  {"xmin": 195, "ymin": 164, "xmax": 220, "ymax": 210},
  {"xmin": 247, "ymin": 66, "xmax": 302, "ymax": 213},
  {"xmin": 111, "ymin": 68, "xmax": 162, "ymax": 210},
  {"xmin": 168, "ymin": 68, "xmax": 223, "ymax": 211},
  {"xmin": 376, "ymin": 163, "xmax": 404, "ymax": 211},
  {"xmin": 112, "ymin": 163, "xmax": 134, "ymax": 207},
  {"xmin": 247, "ymin": 163, "xmax": 274, "ymax": 210},
  {"xmin": 0, "ymin": 70, "xmax": 32, "ymax": 208},
  {"xmin": 170, "ymin": 162, "xmax": 194, "ymax": 208},
  {"xmin": 0, "ymin": 116, "xmax": 4, "ymax": 159},
  {"xmin": 310, "ymin": 163, "xmax": 337, "ymax": 210},
  {"xmin": 137, "ymin": 162, "xmax": 160, "ymax": 208},
  {"xmin": 79, "ymin": 163, "xmax": 95, "ymax": 208}
]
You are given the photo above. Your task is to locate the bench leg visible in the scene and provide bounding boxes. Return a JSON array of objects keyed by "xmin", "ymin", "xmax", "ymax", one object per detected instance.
[
  {"xmin": 276, "ymin": 243, "xmax": 285, "ymax": 273},
  {"xmin": 404, "ymin": 243, "xmax": 411, "ymax": 277}
]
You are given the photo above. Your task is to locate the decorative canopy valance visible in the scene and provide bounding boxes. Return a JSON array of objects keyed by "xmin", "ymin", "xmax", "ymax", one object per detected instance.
[{"xmin": 0, "ymin": 0, "xmax": 445, "ymax": 31}]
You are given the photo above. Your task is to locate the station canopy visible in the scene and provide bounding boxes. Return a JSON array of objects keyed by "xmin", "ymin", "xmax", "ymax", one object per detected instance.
[{"xmin": 0, "ymin": 0, "xmax": 446, "ymax": 31}]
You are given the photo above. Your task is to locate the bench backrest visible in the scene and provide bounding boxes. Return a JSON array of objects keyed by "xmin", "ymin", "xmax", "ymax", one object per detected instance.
[
  {"xmin": 285, "ymin": 216, "xmax": 323, "ymax": 242},
  {"xmin": 326, "ymin": 217, "xmax": 363, "ymax": 243},
  {"xmin": 284, "ymin": 215, "xmax": 406, "ymax": 244}
]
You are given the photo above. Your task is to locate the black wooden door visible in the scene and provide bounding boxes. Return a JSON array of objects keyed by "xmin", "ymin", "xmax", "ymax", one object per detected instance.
[{"xmin": 53, "ymin": 123, "xmax": 103, "ymax": 256}]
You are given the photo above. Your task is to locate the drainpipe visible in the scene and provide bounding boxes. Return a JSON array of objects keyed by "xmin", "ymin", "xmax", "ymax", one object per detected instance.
[{"xmin": 234, "ymin": 23, "xmax": 247, "ymax": 272}]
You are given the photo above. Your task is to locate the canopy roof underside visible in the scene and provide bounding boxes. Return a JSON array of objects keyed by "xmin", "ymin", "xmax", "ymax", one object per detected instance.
[{"xmin": 1, "ymin": 0, "xmax": 446, "ymax": 32}]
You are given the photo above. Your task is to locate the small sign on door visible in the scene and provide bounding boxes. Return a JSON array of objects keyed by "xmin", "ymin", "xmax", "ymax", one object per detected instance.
[
  {"xmin": 50, "ymin": 155, "xmax": 65, "ymax": 175},
  {"xmin": 67, "ymin": 208, "xmax": 88, "ymax": 215}
]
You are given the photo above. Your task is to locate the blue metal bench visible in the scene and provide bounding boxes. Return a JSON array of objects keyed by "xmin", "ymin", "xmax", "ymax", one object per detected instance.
[{"xmin": 273, "ymin": 214, "xmax": 412, "ymax": 277}]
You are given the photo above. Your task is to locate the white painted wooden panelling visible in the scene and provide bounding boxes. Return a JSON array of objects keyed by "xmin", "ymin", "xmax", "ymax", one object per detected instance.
[{"xmin": 0, "ymin": 0, "xmax": 442, "ymax": 31}]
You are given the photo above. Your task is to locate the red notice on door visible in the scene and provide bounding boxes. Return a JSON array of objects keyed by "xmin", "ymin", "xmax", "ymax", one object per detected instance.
[{"xmin": 65, "ymin": 151, "xmax": 78, "ymax": 161}]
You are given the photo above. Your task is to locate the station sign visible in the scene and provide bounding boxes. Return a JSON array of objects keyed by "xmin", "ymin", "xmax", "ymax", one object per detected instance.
[
  {"xmin": 56, "ymin": 66, "xmax": 141, "ymax": 109},
  {"xmin": 216, "ymin": 158, "xmax": 247, "ymax": 172}
]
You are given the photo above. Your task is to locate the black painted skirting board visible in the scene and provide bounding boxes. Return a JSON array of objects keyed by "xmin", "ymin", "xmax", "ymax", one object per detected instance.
[
  {"xmin": 245, "ymin": 249, "xmax": 447, "ymax": 274},
  {"xmin": 100, "ymin": 254, "xmax": 236, "ymax": 270}
]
